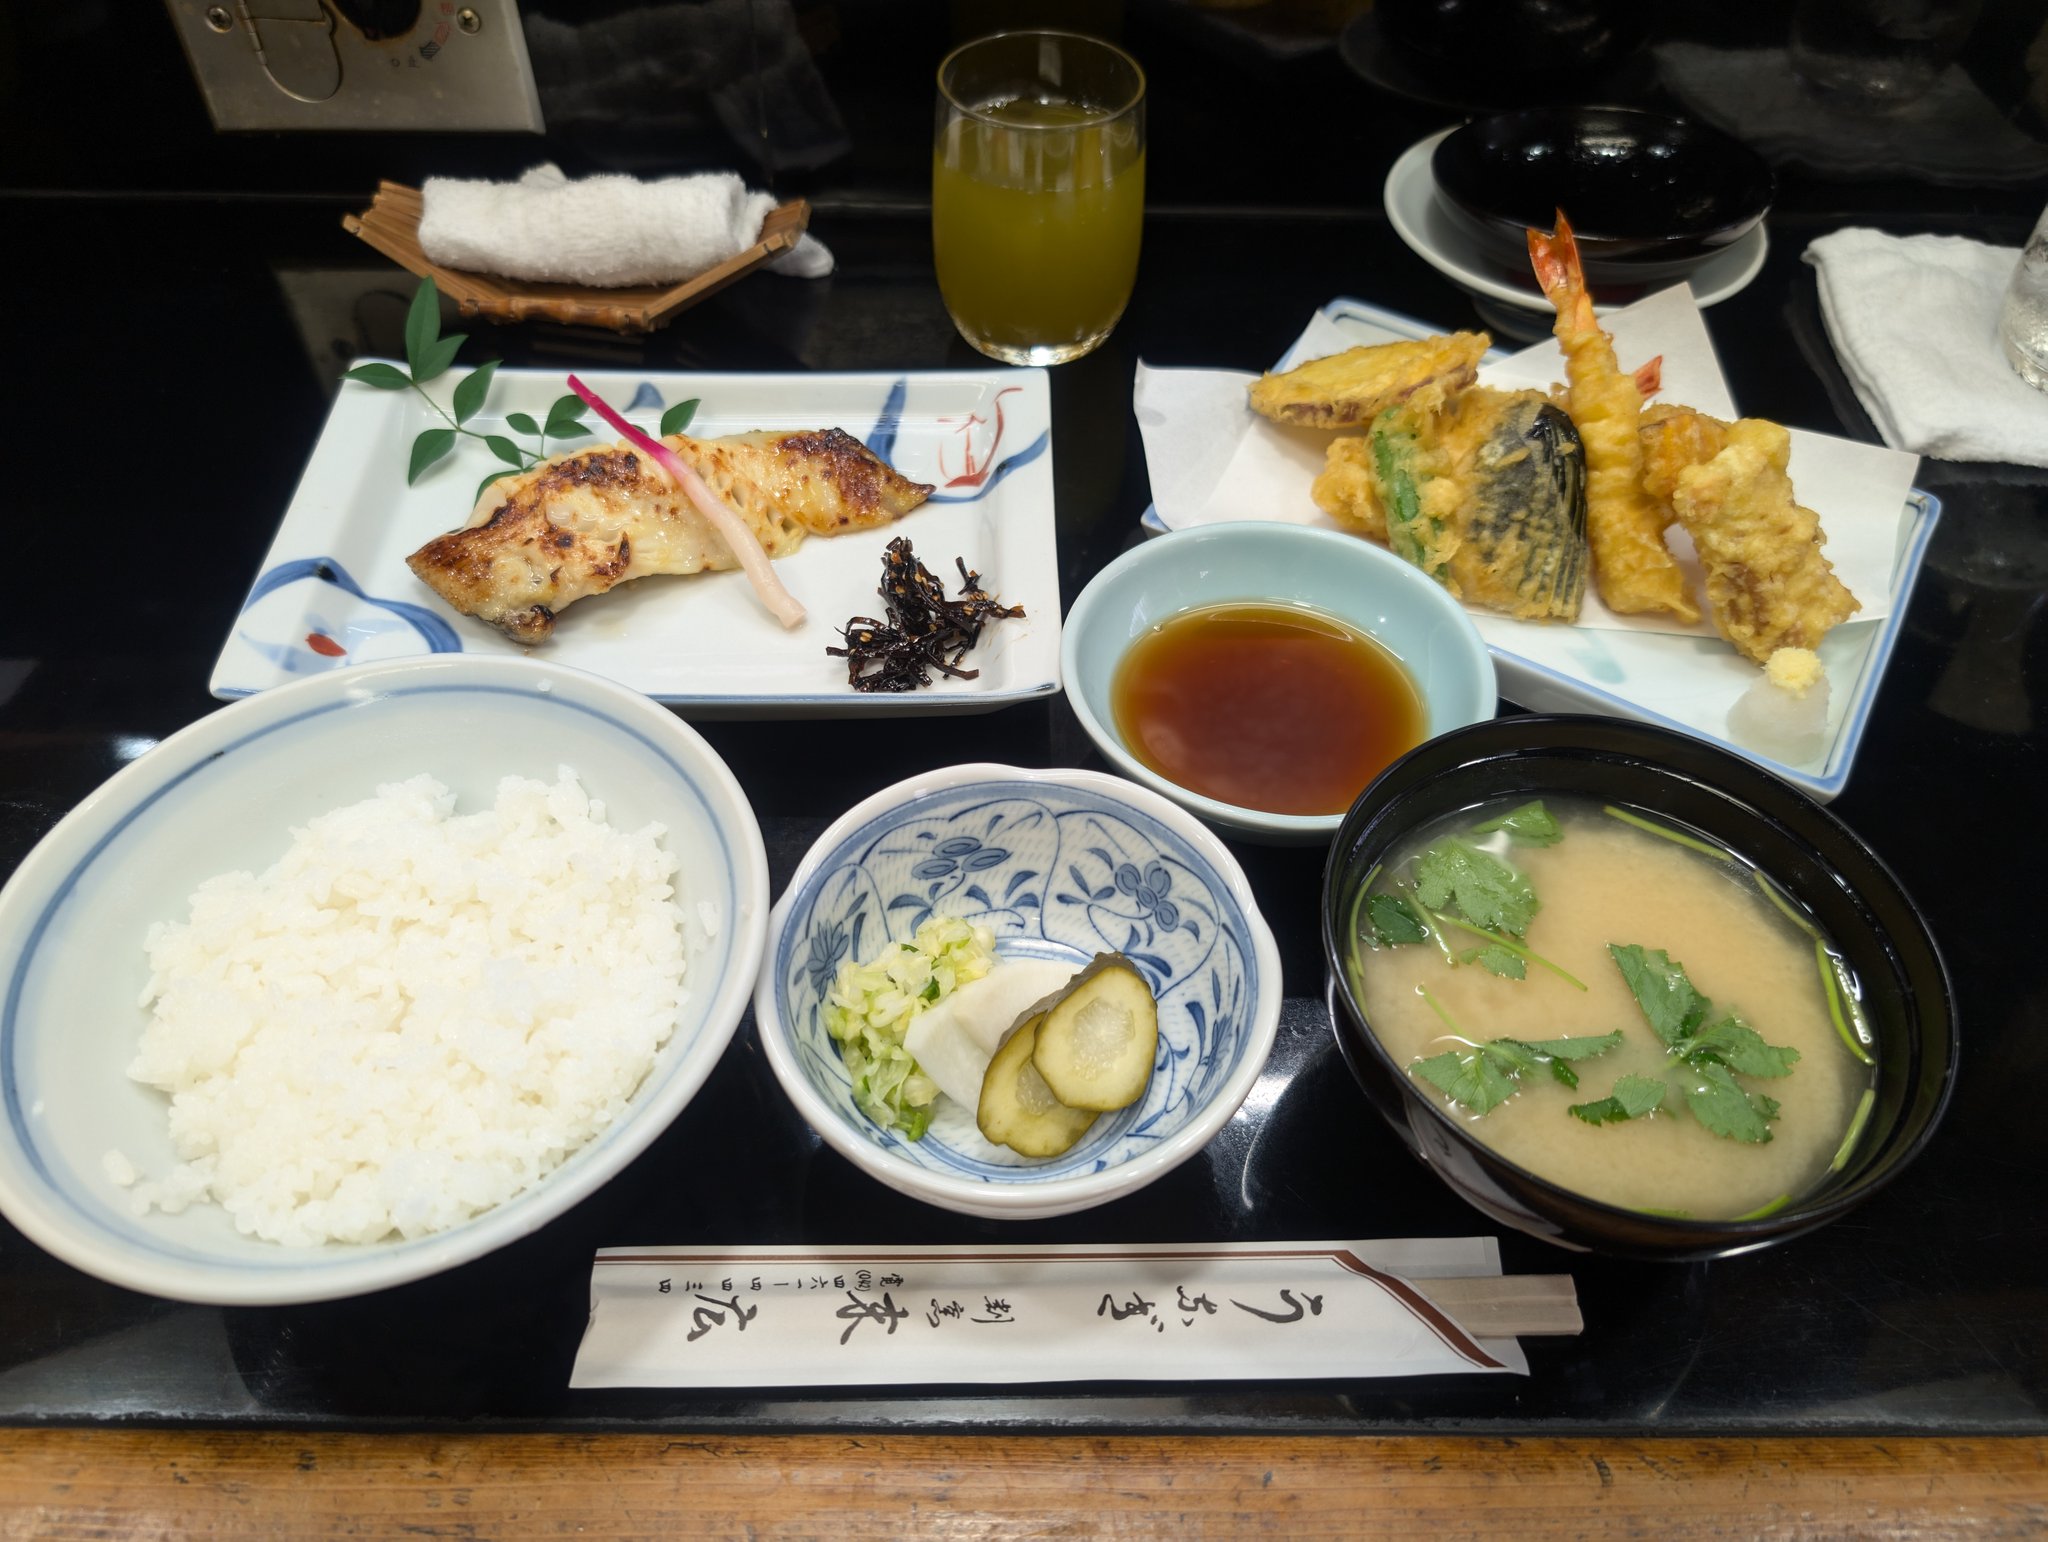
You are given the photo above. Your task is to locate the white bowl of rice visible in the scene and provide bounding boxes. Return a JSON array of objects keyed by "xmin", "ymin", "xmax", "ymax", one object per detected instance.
[{"xmin": 0, "ymin": 654, "xmax": 768, "ymax": 1305}]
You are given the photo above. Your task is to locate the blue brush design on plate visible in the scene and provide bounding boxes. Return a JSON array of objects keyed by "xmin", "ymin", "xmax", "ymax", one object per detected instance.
[
  {"xmin": 865, "ymin": 378, "xmax": 909, "ymax": 465},
  {"xmin": 924, "ymin": 430, "xmax": 1050, "ymax": 504},
  {"xmin": 626, "ymin": 381, "xmax": 664, "ymax": 411},
  {"xmin": 772, "ymin": 780, "xmax": 1257, "ymax": 1183},
  {"xmin": 868, "ymin": 377, "xmax": 1040, "ymax": 505},
  {"xmin": 239, "ymin": 557, "xmax": 463, "ymax": 659}
]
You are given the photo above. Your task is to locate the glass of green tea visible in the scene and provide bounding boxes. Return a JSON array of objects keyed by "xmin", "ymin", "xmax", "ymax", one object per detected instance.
[{"xmin": 933, "ymin": 31, "xmax": 1147, "ymax": 366}]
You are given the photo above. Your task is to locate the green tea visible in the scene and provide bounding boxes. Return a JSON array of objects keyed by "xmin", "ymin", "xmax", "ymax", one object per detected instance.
[{"xmin": 932, "ymin": 96, "xmax": 1145, "ymax": 363}]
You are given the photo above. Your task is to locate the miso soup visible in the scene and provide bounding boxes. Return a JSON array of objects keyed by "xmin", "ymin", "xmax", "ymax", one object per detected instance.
[{"xmin": 1347, "ymin": 796, "xmax": 1877, "ymax": 1220}]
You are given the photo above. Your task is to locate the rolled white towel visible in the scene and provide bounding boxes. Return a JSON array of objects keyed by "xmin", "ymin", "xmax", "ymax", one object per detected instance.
[{"xmin": 418, "ymin": 163, "xmax": 832, "ymax": 288}]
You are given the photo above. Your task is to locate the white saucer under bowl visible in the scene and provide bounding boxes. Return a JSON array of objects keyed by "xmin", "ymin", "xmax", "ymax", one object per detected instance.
[{"xmin": 1384, "ymin": 128, "xmax": 1769, "ymax": 318}]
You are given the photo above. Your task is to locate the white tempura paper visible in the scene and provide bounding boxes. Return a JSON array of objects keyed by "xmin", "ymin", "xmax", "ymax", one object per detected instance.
[
  {"xmin": 570, "ymin": 1239, "xmax": 1531, "ymax": 1388},
  {"xmin": 1134, "ymin": 285, "xmax": 1923, "ymax": 637}
]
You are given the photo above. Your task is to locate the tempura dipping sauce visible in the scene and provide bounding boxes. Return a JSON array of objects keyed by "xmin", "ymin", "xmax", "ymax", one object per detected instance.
[{"xmin": 1110, "ymin": 602, "xmax": 1424, "ymax": 816}]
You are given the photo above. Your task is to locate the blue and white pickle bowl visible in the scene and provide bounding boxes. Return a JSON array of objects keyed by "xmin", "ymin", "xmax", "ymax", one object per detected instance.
[{"xmin": 755, "ymin": 764, "xmax": 1284, "ymax": 1220}]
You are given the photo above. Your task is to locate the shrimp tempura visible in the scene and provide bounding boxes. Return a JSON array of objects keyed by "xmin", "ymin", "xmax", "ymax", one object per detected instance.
[{"xmin": 1527, "ymin": 213, "xmax": 1700, "ymax": 623}]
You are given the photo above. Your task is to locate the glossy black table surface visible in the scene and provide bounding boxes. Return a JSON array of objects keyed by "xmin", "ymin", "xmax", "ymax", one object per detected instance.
[{"xmin": 0, "ymin": 189, "xmax": 2042, "ymax": 1436}]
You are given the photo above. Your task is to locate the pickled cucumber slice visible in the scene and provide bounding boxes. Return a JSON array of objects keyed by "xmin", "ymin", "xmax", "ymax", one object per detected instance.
[
  {"xmin": 977, "ymin": 1013, "xmax": 1099, "ymax": 1158},
  {"xmin": 1030, "ymin": 955, "xmax": 1159, "ymax": 1113}
]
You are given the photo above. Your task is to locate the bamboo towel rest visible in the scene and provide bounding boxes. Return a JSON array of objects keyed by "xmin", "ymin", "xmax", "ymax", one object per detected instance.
[{"xmin": 343, "ymin": 181, "xmax": 811, "ymax": 334}]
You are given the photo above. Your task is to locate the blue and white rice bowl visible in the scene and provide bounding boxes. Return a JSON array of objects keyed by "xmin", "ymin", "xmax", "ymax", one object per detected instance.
[
  {"xmin": 0, "ymin": 655, "xmax": 769, "ymax": 1305},
  {"xmin": 756, "ymin": 764, "xmax": 1283, "ymax": 1220}
]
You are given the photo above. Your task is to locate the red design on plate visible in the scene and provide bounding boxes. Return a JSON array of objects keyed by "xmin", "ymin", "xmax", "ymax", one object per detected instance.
[
  {"xmin": 306, "ymin": 633, "xmax": 347, "ymax": 658},
  {"xmin": 936, "ymin": 387, "xmax": 1021, "ymax": 490}
]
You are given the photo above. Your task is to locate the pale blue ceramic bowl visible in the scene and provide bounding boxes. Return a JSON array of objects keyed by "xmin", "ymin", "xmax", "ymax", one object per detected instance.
[
  {"xmin": 0, "ymin": 655, "xmax": 770, "ymax": 1305},
  {"xmin": 755, "ymin": 764, "xmax": 1283, "ymax": 1220},
  {"xmin": 1061, "ymin": 522, "xmax": 1498, "ymax": 844}
]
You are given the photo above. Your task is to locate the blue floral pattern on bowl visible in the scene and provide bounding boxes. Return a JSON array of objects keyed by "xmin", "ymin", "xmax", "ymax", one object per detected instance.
[{"xmin": 770, "ymin": 777, "xmax": 1263, "ymax": 1185}]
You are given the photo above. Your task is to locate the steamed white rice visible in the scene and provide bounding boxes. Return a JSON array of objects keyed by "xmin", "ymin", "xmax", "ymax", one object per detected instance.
[{"xmin": 117, "ymin": 769, "xmax": 690, "ymax": 1247}]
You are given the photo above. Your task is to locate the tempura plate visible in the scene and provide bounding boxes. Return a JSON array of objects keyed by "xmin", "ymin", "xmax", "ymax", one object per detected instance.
[{"xmin": 1140, "ymin": 299, "xmax": 1940, "ymax": 803}]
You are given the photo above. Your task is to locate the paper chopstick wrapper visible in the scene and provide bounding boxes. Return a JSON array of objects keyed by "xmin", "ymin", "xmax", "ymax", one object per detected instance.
[
  {"xmin": 1135, "ymin": 286, "xmax": 1923, "ymax": 638},
  {"xmin": 569, "ymin": 1238, "xmax": 1570, "ymax": 1388}
]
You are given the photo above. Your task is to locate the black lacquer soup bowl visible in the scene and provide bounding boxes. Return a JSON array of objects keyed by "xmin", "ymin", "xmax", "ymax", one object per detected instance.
[{"xmin": 1319, "ymin": 716, "xmax": 1955, "ymax": 1262}]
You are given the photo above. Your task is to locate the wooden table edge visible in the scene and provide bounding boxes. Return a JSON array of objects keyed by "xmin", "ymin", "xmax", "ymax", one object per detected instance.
[{"xmin": 3, "ymin": 1430, "xmax": 2045, "ymax": 1537}]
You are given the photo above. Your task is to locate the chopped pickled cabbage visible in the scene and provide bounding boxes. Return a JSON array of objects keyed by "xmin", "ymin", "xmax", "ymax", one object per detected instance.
[{"xmin": 822, "ymin": 916, "xmax": 995, "ymax": 1139}]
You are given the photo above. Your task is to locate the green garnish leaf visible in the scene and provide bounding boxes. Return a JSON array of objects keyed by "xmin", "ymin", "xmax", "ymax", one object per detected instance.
[
  {"xmin": 660, "ymin": 397, "xmax": 701, "ymax": 436},
  {"xmin": 1677, "ymin": 1062, "xmax": 1777, "ymax": 1143},
  {"xmin": 1474, "ymin": 800, "xmax": 1562, "ymax": 846},
  {"xmin": 485, "ymin": 434, "xmax": 527, "ymax": 468},
  {"xmin": 1484, "ymin": 1039, "xmax": 1541, "ymax": 1077},
  {"xmin": 1550, "ymin": 1059, "xmax": 1579, "ymax": 1090},
  {"xmin": 413, "ymin": 333, "xmax": 466, "ymax": 385},
  {"xmin": 1415, "ymin": 839, "xmax": 1539, "ymax": 938},
  {"xmin": 1569, "ymin": 1074, "xmax": 1668, "ymax": 1126},
  {"xmin": 407, "ymin": 427, "xmax": 457, "ymax": 484},
  {"xmin": 403, "ymin": 276, "xmax": 442, "ymax": 378},
  {"xmin": 1470, "ymin": 944, "xmax": 1525, "ymax": 980},
  {"xmin": 475, "ymin": 470, "xmax": 514, "ymax": 507},
  {"xmin": 505, "ymin": 411, "xmax": 542, "ymax": 436},
  {"xmin": 344, "ymin": 361, "xmax": 412, "ymax": 390},
  {"xmin": 1366, "ymin": 893, "xmax": 1429, "ymax": 946},
  {"xmin": 1521, "ymin": 1030, "xmax": 1627, "ymax": 1061},
  {"xmin": 1410, "ymin": 1048, "xmax": 1520, "ymax": 1116},
  {"xmin": 1607, "ymin": 945, "xmax": 1800, "ymax": 1142},
  {"xmin": 545, "ymin": 394, "xmax": 591, "ymax": 438},
  {"xmin": 451, "ymin": 360, "xmax": 499, "ymax": 425},
  {"xmin": 1608, "ymin": 944, "xmax": 1712, "ymax": 1047},
  {"xmin": 1411, "ymin": 1032, "xmax": 1619, "ymax": 1116},
  {"xmin": 1687, "ymin": 1017, "xmax": 1801, "ymax": 1078}
]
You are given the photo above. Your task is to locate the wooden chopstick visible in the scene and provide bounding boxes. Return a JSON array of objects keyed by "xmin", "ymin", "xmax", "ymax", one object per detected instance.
[{"xmin": 1408, "ymin": 1274, "xmax": 1583, "ymax": 1337}]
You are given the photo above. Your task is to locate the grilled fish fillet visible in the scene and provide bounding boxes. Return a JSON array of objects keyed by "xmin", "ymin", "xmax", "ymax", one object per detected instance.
[{"xmin": 407, "ymin": 429, "xmax": 934, "ymax": 643}]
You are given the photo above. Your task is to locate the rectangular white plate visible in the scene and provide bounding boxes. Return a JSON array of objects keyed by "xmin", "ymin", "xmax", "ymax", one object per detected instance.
[
  {"xmin": 211, "ymin": 365, "xmax": 1061, "ymax": 715},
  {"xmin": 1143, "ymin": 299, "xmax": 1940, "ymax": 802}
]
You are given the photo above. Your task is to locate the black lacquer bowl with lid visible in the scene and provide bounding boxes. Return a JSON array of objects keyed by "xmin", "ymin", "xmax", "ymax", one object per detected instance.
[
  {"xmin": 1432, "ymin": 107, "xmax": 1775, "ymax": 289},
  {"xmin": 1319, "ymin": 716, "xmax": 1955, "ymax": 1262}
]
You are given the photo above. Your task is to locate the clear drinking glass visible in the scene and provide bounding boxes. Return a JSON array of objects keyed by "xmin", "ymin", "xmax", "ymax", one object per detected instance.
[
  {"xmin": 933, "ymin": 31, "xmax": 1146, "ymax": 366},
  {"xmin": 2000, "ymin": 205, "xmax": 2048, "ymax": 392}
]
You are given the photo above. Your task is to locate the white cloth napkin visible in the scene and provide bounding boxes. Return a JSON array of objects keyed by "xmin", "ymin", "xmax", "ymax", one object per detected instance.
[
  {"xmin": 1806, "ymin": 228, "xmax": 2048, "ymax": 467},
  {"xmin": 418, "ymin": 163, "xmax": 833, "ymax": 288}
]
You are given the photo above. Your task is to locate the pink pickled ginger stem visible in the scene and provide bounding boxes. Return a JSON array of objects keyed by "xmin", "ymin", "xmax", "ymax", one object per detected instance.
[{"xmin": 567, "ymin": 374, "xmax": 807, "ymax": 630}]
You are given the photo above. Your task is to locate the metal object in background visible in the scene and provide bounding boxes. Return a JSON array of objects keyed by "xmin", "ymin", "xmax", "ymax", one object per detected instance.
[{"xmin": 165, "ymin": 0, "xmax": 543, "ymax": 131}]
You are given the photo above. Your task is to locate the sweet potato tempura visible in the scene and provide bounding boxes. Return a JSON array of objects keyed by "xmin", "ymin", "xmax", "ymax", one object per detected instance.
[{"xmin": 1249, "ymin": 333, "xmax": 1490, "ymax": 428}]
